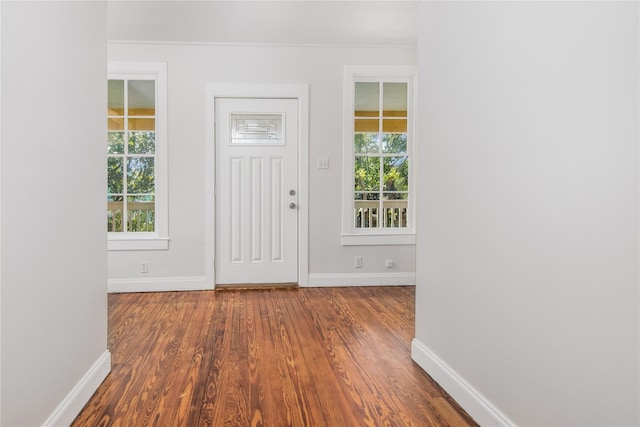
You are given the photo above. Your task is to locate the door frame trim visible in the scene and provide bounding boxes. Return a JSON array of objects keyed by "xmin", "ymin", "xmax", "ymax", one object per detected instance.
[{"xmin": 205, "ymin": 83, "xmax": 310, "ymax": 288}]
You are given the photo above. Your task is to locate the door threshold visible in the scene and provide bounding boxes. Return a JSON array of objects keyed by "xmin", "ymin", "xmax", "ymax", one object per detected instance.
[{"xmin": 216, "ymin": 282, "xmax": 299, "ymax": 291}]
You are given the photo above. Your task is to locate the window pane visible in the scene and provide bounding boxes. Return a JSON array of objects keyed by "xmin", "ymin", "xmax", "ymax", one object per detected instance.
[
  {"xmin": 127, "ymin": 196, "xmax": 155, "ymax": 232},
  {"xmin": 127, "ymin": 157, "xmax": 155, "ymax": 194},
  {"xmin": 354, "ymin": 156, "xmax": 380, "ymax": 192},
  {"xmin": 128, "ymin": 195, "xmax": 154, "ymax": 202},
  {"xmin": 355, "ymin": 192, "xmax": 380, "ymax": 200},
  {"xmin": 382, "ymin": 134, "xmax": 407, "ymax": 154},
  {"xmin": 383, "ymin": 156, "xmax": 408, "ymax": 191},
  {"xmin": 129, "ymin": 131, "xmax": 156, "ymax": 154},
  {"xmin": 383, "ymin": 198, "xmax": 408, "ymax": 228},
  {"xmin": 382, "ymin": 118, "xmax": 407, "ymax": 133},
  {"xmin": 354, "ymin": 199, "xmax": 379, "ymax": 228},
  {"xmin": 383, "ymin": 82, "xmax": 407, "ymax": 117},
  {"xmin": 107, "ymin": 195, "xmax": 124, "ymax": 224},
  {"xmin": 108, "ymin": 117, "xmax": 124, "ymax": 131},
  {"xmin": 355, "ymin": 82, "xmax": 379, "ymax": 117},
  {"xmin": 129, "ymin": 118, "xmax": 155, "ymax": 131},
  {"xmin": 354, "ymin": 133, "xmax": 379, "ymax": 154},
  {"xmin": 108, "ymin": 80, "xmax": 124, "ymax": 116},
  {"xmin": 108, "ymin": 132, "xmax": 125, "ymax": 154},
  {"xmin": 383, "ymin": 192, "xmax": 408, "ymax": 200},
  {"xmin": 107, "ymin": 157, "xmax": 124, "ymax": 193},
  {"xmin": 107, "ymin": 208, "xmax": 123, "ymax": 232},
  {"xmin": 355, "ymin": 119, "xmax": 379, "ymax": 132},
  {"xmin": 128, "ymin": 80, "xmax": 155, "ymax": 116}
]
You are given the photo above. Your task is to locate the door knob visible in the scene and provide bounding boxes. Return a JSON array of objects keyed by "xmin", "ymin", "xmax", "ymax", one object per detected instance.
[{"xmin": 289, "ymin": 202, "xmax": 297, "ymax": 209}]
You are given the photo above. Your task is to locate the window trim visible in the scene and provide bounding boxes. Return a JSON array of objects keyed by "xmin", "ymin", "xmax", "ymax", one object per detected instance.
[
  {"xmin": 342, "ymin": 65, "xmax": 417, "ymax": 246},
  {"xmin": 107, "ymin": 61, "xmax": 169, "ymax": 251}
]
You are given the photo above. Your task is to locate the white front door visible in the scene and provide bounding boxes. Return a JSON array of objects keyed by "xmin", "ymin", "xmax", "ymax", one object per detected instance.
[{"xmin": 215, "ymin": 98, "xmax": 298, "ymax": 285}]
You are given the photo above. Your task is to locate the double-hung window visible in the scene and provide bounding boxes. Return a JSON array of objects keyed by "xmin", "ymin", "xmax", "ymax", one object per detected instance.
[
  {"xmin": 342, "ymin": 66, "xmax": 417, "ymax": 245},
  {"xmin": 107, "ymin": 62, "xmax": 168, "ymax": 250}
]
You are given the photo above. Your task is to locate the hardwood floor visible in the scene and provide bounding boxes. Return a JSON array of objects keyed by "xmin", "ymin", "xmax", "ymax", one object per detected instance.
[{"xmin": 72, "ymin": 286, "xmax": 477, "ymax": 426}]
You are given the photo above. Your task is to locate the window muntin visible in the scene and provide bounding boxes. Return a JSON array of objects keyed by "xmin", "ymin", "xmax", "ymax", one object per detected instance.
[
  {"xmin": 108, "ymin": 78, "xmax": 157, "ymax": 232},
  {"xmin": 353, "ymin": 80, "xmax": 409, "ymax": 230}
]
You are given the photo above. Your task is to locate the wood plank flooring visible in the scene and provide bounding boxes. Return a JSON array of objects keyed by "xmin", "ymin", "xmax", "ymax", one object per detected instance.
[{"xmin": 72, "ymin": 286, "xmax": 477, "ymax": 427}]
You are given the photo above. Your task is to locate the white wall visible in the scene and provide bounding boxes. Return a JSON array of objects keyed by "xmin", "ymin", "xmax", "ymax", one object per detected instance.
[
  {"xmin": 107, "ymin": 1, "xmax": 417, "ymax": 45},
  {"xmin": 0, "ymin": 1, "xmax": 3, "ymax": 422},
  {"xmin": 413, "ymin": 2, "xmax": 639, "ymax": 425},
  {"xmin": 106, "ymin": 41, "xmax": 417, "ymax": 289},
  {"xmin": 1, "ymin": 2, "xmax": 110, "ymax": 425}
]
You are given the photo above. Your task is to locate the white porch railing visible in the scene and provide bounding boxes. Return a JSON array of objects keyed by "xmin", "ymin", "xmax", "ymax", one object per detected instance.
[
  {"xmin": 108, "ymin": 201, "xmax": 155, "ymax": 232},
  {"xmin": 355, "ymin": 200, "xmax": 407, "ymax": 229}
]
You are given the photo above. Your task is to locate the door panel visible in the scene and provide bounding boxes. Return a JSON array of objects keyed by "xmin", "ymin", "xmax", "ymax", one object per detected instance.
[{"xmin": 215, "ymin": 98, "xmax": 298, "ymax": 285}]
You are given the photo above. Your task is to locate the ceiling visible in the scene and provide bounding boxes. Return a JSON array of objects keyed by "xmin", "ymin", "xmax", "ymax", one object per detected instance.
[{"xmin": 107, "ymin": 1, "xmax": 418, "ymax": 45}]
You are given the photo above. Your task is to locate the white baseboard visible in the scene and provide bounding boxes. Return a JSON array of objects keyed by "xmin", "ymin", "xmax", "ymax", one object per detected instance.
[
  {"xmin": 108, "ymin": 275, "xmax": 212, "ymax": 293},
  {"xmin": 411, "ymin": 339, "xmax": 515, "ymax": 427},
  {"xmin": 42, "ymin": 350, "xmax": 111, "ymax": 427},
  {"xmin": 307, "ymin": 272, "xmax": 415, "ymax": 287},
  {"xmin": 109, "ymin": 273, "xmax": 412, "ymax": 292}
]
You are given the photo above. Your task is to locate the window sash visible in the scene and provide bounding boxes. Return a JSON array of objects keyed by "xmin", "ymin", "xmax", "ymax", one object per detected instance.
[{"xmin": 108, "ymin": 77, "xmax": 157, "ymax": 233}]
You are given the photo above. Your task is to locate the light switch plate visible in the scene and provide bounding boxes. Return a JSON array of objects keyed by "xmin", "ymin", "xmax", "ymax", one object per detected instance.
[{"xmin": 317, "ymin": 157, "xmax": 330, "ymax": 169}]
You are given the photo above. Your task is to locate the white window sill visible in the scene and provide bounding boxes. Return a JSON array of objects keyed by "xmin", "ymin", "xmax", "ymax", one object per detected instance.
[
  {"xmin": 108, "ymin": 235, "xmax": 169, "ymax": 251},
  {"xmin": 341, "ymin": 233, "xmax": 416, "ymax": 246}
]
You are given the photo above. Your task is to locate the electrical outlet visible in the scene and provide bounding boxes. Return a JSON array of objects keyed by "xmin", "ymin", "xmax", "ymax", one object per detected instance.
[
  {"xmin": 141, "ymin": 261, "xmax": 148, "ymax": 274},
  {"xmin": 354, "ymin": 256, "xmax": 363, "ymax": 268}
]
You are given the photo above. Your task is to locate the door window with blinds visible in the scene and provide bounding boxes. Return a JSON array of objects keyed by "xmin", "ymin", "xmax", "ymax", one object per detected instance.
[
  {"xmin": 107, "ymin": 62, "xmax": 168, "ymax": 251},
  {"xmin": 342, "ymin": 66, "xmax": 417, "ymax": 245}
]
